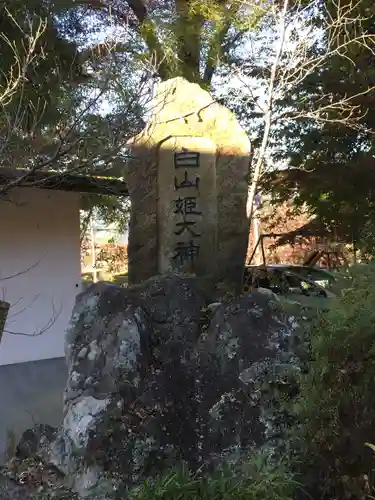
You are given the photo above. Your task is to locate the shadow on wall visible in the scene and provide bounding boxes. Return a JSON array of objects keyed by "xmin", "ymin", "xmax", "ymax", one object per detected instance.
[{"xmin": 0, "ymin": 356, "xmax": 67, "ymax": 463}]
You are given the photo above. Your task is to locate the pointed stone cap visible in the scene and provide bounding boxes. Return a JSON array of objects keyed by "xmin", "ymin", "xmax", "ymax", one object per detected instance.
[{"xmin": 128, "ymin": 77, "xmax": 251, "ymax": 158}]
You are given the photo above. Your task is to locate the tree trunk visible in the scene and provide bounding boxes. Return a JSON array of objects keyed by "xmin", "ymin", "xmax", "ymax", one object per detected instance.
[
  {"xmin": 246, "ymin": 0, "xmax": 289, "ymax": 228},
  {"xmin": 174, "ymin": 0, "xmax": 204, "ymax": 83}
]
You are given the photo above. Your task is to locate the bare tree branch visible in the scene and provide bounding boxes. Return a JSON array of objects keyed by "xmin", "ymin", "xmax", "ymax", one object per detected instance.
[
  {"xmin": 0, "ymin": 9, "xmax": 153, "ymax": 196},
  {"xmin": 0, "ymin": 9, "xmax": 47, "ymax": 107},
  {"xmin": 246, "ymin": 0, "xmax": 290, "ymax": 222},
  {"xmin": 233, "ymin": 0, "xmax": 375, "ymax": 251},
  {"xmin": 0, "ymin": 258, "xmax": 61, "ymax": 338}
]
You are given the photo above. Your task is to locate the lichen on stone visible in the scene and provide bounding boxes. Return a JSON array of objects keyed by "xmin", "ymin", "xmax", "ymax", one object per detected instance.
[{"xmin": 49, "ymin": 277, "xmax": 303, "ymax": 499}]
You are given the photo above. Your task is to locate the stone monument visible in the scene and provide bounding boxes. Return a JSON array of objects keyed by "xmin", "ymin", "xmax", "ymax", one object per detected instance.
[{"xmin": 126, "ymin": 77, "xmax": 251, "ymax": 292}]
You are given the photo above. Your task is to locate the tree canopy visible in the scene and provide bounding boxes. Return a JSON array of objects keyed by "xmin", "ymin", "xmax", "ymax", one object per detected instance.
[
  {"xmin": 269, "ymin": 0, "xmax": 375, "ymax": 247},
  {"xmin": 0, "ymin": 0, "xmax": 145, "ymax": 224},
  {"xmin": 220, "ymin": 0, "xmax": 375, "ymax": 251},
  {"xmin": 2, "ymin": 0, "xmax": 375, "ymax": 251},
  {"xmin": 70, "ymin": 0, "xmax": 266, "ymax": 87},
  {"xmin": 0, "ymin": 0, "xmax": 86, "ymax": 129}
]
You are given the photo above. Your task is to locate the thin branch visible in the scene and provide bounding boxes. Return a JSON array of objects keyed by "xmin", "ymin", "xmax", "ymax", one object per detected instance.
[
  {"xmin": 4, "ymin": 301, "xmax": 61, "ymax": 336},
  {"xmin": 0, "ymin": 258, "xmax": 60, "ymax": 337},
  {"xmin": 0, "ymin": 255, "xmax": 47, "ymax": 281},
  {"xmin": 246, "ymin": 0, "xmax": 290, "ymax": 223},
  {"xmin": 0, "ymin": 11, "xmax": 47, "ymax": 106}
]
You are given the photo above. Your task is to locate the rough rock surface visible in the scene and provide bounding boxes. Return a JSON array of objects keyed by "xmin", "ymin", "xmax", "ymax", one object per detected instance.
[
  {"xmin": 16, "ymin": 425, "xmax": 57, "ymax": 461},
  {"xmin": 0, "ymin": 474, "xmax": 31, "ymax": 500},
  {"xmin": 2, "ymin": 454, "xmax": 78, "ymax": 500},
  {"xmin": 50, "ymin": 276, "xmax": 301, "ymax": 498}
]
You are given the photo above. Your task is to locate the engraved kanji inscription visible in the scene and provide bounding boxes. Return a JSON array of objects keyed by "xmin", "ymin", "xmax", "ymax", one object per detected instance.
[
  {"xmin": 174, "ymin": 197, "xmax": 202, "ymax": 216},
  {"xmin": 172, "ymin": 240, "xmax": 200, "ymax": 265},
  {"xmin": 174, "ymin": 149, "xmax": 200, "ymax": 169},
  {"xmin": 174, "ymin": 219, "xmax": 201, "ymax": 237},
  {"xmin": 174, "ymin": 171, "xmax": 200, "ymax": 190}
]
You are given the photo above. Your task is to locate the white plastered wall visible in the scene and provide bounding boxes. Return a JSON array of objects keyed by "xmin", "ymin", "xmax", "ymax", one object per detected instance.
[{"xmin": 0, "ymin": 187, "xmax": 82, "ymax": 365}]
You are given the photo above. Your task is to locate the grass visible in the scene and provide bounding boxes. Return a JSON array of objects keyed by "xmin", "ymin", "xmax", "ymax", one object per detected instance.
[
  {"xmin": 127, "ymin": 454, "xmax": 298, "ymax": 500},
  {"xmin": 32, "ymin": 457, "xmax": 298, "ymax": 500}
]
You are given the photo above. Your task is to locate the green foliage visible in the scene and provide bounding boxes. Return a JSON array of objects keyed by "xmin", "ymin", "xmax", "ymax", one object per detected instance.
[
  {"xmin": 0, "ymin": 0, "xmax": 85, "ymax": 130},
  {"xmin": 265, "ymin": 0, "xmax": 375, "ymax": 246},
  {"xmin": 126, "ymin": 454, "xmax": 297, "ymax": 500},
  {"xmin": 0, "ymin": 0, "xmax": 145, "ymax": 228},
  {"xmin": 291, "ymin": 264, "xmax": 375, "ymax": 499},
  {"xmin": 80, "ymin": 195, "xmax": 131, "ymax": 234},
  {"xmin": 74, "ymin": 0, "xmax": 267, "ymax": 87},
  {"xmin": 221, "ymin": 0, "xmax": 375, "ymax": 246}
]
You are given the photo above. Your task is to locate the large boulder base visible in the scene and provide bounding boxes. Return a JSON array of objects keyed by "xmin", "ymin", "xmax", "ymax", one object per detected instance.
[
  {"xmin": 50, "ymin": 276, "xmax": 301, "ymax": 498},
  {"xmin": 0, "ymin": 474, "xmax": 31, "ymax": 500}
]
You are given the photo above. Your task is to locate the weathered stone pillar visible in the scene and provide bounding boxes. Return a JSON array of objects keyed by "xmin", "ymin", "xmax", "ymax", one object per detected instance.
[{"xmin": 126, "ymin": 77, "xmax": 250, "ymax": 292}]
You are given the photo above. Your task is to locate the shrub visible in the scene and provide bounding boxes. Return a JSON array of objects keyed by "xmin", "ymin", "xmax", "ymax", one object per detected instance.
[
  {"xmin": 291, "ymin": 264, "xmax": 375, "ymax": 499},
  {"xmin": 127, "ymin": 453, "xmax": 297, "ymax": 500}
]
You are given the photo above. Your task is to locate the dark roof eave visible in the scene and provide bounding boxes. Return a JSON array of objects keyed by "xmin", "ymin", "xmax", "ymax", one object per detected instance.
[{"xmin": 0, "ymin": 168, "xmax": 129, "ymax": 197}]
